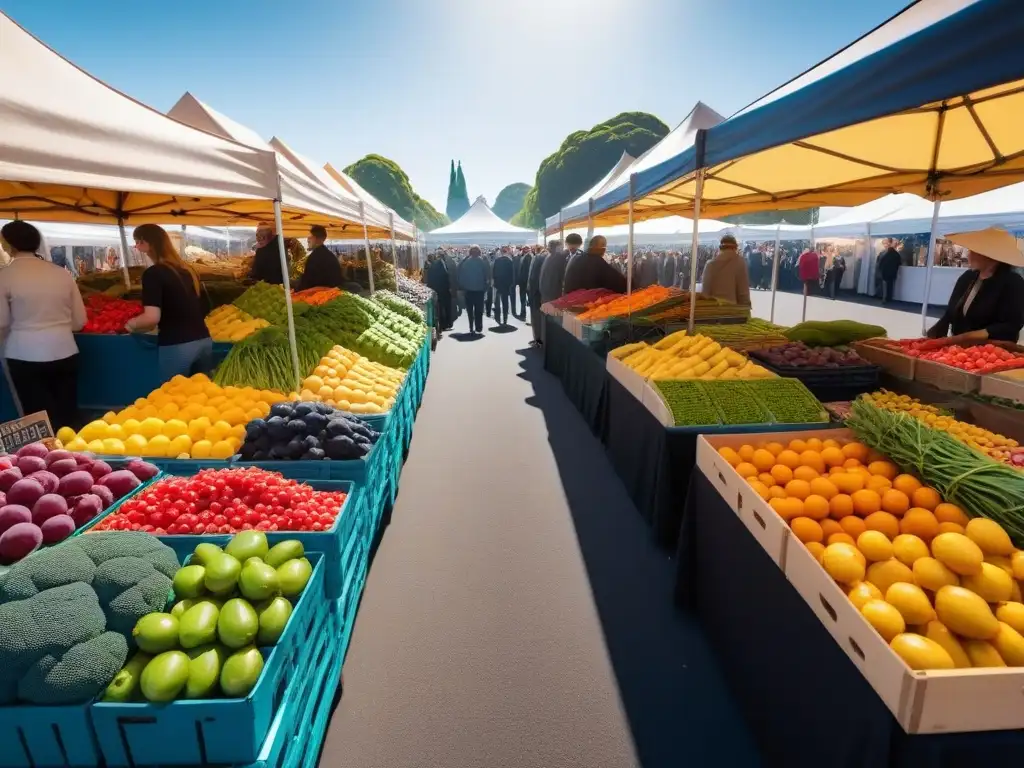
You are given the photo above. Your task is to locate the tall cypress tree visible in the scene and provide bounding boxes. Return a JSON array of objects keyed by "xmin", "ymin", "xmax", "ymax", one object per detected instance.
[
  {"xmin": 445, "ymin": 159, "xmax": 460, "ymax": 220},
  {"xmin": 454, "ymin": 161, "xmax": 470, "ymax": 218}
]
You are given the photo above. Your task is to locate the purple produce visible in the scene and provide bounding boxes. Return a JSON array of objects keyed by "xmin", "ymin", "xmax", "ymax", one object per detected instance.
[
  {"xmin": 0, "ymin": 467, "xmax": 23, "ymax": 492},
  {"xmin": 28, "ymin": 470, "xmax": 59, "ymax": 494},
  {"xmin": 762, "ymin": 341, "xmax": 867, "ymax": 368},
  {"xmin": 44, "ymin": 449, "xmax": 74, "ymax": 467},
  {"xmin": 97, "ymin": 470, "xmax": 141, "ymax": 497},
  {"xmin": 47, "ymin": 458, "xmax": 78, "ymax": 477},
  {"xmin": 125, "ymin": 459, "xmax": 159, "ymax": 481},
  {"xmin": 39, "ymin": 514, "xmax": 76, "ymax": 543},
  {"xmin": 7, "ymin": 478, "xmax": 45, "ymax": 508},
  {"xmin": 0, "ymin": 504, "xmax": 31, "ymax": 535},
  {"xmin": 17, "ymin": 455, "xmax": 47, "ymax": 475},
  {"xmin": 90, "ymin": 485, "xmax": 115, "ymax": 509},
  {"xmin": 32, "ymin": 494, "xmax": 69, "ymax": 525},
  {"xmin": 58, "ymin": 470, "xmax": 95, "ymax": 497},
  {"xmin": 70, "ymin": 494, "xmax": 103, "ymax": 526},
  {"xmin": 16, "ymin": 442, "xmax": 49, "ymax": 459},
  {"xmin": 0, "ymin": 521, "xmax": 43, "ymax": 563},
  {"xmin": 88, "ymin": 460, "xmax": 112, "ymax": 481}
]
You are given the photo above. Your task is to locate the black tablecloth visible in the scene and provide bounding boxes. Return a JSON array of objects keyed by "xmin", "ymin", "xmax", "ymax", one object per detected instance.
[
  {"xmin": 543, "ymin": 317, "xmax": 608, "ymax": 439},
  {"xmin": 675, "ymin": 470, "xmax": 1024, "ymax": 768}
]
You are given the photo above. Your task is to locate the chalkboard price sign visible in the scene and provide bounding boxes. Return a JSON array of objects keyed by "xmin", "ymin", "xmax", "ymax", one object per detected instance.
[{"xmin": 0, "ymin": 411, "xmax": 54, "ymax": 454}]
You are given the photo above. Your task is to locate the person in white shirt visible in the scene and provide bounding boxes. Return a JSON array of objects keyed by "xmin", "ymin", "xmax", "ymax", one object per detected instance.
[{"xmin": 0, "ymin": 221, "xmax": 87, "ymax": 429}]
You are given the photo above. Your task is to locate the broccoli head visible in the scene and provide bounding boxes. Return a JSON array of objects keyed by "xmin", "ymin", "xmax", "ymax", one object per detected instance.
[{"xmin": 0, "ymin": 532, "xmax": 179, "ymax": 704}]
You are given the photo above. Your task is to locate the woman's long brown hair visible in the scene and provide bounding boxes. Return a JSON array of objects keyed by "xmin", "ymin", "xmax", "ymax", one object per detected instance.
[{"xmin": 132, "ymin": 224, "xmax": 200, "ymax": 293}]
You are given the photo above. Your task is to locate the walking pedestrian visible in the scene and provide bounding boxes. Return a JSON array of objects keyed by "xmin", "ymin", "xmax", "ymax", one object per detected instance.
[
  {"xmin": 458, "ymin": 245, "xmax": 488, "ymax": 334},
  {"xmin": 492, "ymin": 248, "xmax": 514, "ymax": 326},
  {"xmin": 528, "ymin": 244, "xmax": 552, "ymax": 346}
]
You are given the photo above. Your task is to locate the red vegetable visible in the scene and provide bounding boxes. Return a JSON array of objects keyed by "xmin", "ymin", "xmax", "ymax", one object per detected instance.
[{"xmin": 81, "ymin": 294, "xmax": 143, "ymax": 334}]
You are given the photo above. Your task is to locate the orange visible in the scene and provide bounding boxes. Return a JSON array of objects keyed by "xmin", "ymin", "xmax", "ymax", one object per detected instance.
[
  {"xmin": 784, "ymin": 479, "xmax": 812, "ymax": 500},
  {"xmin": 752, "ymin": 448, "xmax": 776, "ymax": 472},
  {"xmin": 717, "ymin": 446, "xmax": 741, "ymax": 466},
  {"xmin": 770, "ymin": 497, "xmax": 804, "ymax": 521},
  {"xmin": 806, "ymin": 541, "xmax": 826, "ymax": 563},
  {"xmin": 829, "ymin": 494, "xmax": 855, "ymax": 520},
  {"xmin": 839, "ymin": 516, "xmax": 868, "ymax": 538},
  {"xmin": 776, "ymin": 449, "xmax": 802, "ymax": 470},
  {"xmin": 737, "ymin": 444, "xmax": 756, "ymax": 462},
  {"xmin": 868, "ymin": 460, "xmax": 899, "ymax": 480},
  {"xmin": 852, "ymin": 488, "xmax": 882, "ymax": 516},
  {"xmin": 758, "ymin": 472, "xmax": 777, "ymax": 488},
  {"xmin": 866, "ymin": 475, "xmax": 893, "ymax": 493},
  {"xmin": 820, "ymin": 446, "xmax": 845, "ymax": 468},
  {"xmin": 828, "ymin": 533, "xmax": 857, "ymax": 547},
  {"xmin": 769, "ymin": 486, "xmax": 788, "ymax": 500},
  {"xmin": 831, "ymin": 472, "xmax": 865, "ymax": 495},
  {"xmin": 911, "ymin": 486, "xmax": 942, "ymax": 511},
  {"xmin": 822, "ymin": 438, "xmax": 841, "ymax": 449},
  {"xmin": 809, "ymin": 477, "xmax": 839, "ymax": 500},
  {"xmin": 803, "ymin": 494, "xmax": 831, "ymax": 521},
  {"xmin": 805, "ymin": 437, "xmax": 824, "ymax": 452},
  {"xmin": 934, "ymin": 502, "xmax": 969, "ymax": 527},
  {"xmin": 747, "ymin": 481, "xmax": 772, "ymax": 501},
  {"xmin": 793, "ymin": 465, "xmax": 820, "ymax": 482},
  {"xmin": 881, "ymin": 489, "xmax": 911, "ymax": 517},
  {"xmin": 864, "ymin": 511, "xmax": 901, "ymax": 539},
  {"xmin": 770, "ymin": 464, "xmax": 794, "ymax": 486},
  {"xmin": 867, "ymin": 448, "xmax": 887, "ymax": 464},
  {"xmin": 820, "ymin": 519, "xmax": 844, "ymax": 540},
  {"xmin": 900, "ymin": 508, "xmax": 939, "ymax": 541},
  {"xmin": 788, "ymin": 438, "xmax": 808, "ymax": 453},
  {"xmin": 764, "ymin": 441, "xmax": 785, "ymax": 456},
  {"xmin": 842, "ymin": 441, "xmax": 870, "ymax": 462},
  {"xmin": 892, "ymin": 474, "xmax": 923, "ymax": 497},
  {"xmin": 799, "ymin": 450, "xmax": 826, "ymax": 474},
  {"xmin": 829, "ymin": 466, "xmax": 845, "ymax": 475},
  {"xmin": 937, "ymin": 521, "xmax": 965, "ymax": 535},
  {"xmin": 791, "ymin": 517, "xmax": 823, "ymax": 544},
  {"xmin": 851, "ymin": 466, "xmax": 874, "ymax": 481},
  {"xmin": 843, "ymin": 458, "xmax": 863, "ymax": 469},
  {"xmin": 735, "ymin": 462, "xmax": 758, "ymax": 479}
]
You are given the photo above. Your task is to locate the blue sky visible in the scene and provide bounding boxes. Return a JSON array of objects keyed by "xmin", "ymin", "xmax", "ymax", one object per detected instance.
[{"xmin": 4, "ymin": 0, "xmax": 907, "ymax": 213}]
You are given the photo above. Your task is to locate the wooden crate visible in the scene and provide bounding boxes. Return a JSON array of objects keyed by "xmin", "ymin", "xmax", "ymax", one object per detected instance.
[
  {"xmin": 913, "ymin": 359, "xmax": 982, "ymax": 394},
  {"xmin": 980, "ymin": 372, "xmax": 1024, "ymax": 404},
  {"xmin": 698, "ymin": 426, "xmax": 1024, "ymax": 734},
  {"xmin": 852, "ymin": 339, "xmax": 916, "ymax": 379}
]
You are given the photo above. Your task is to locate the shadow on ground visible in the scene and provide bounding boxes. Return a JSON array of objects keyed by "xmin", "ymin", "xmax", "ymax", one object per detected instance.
[
  {"xmin": 515, "ymin": 346, "xmax": 760, "ymax": 768},
  {"xmin": 447, "ymin": 332, "xmax": 485, "ymax": 342},
  {"xmin": 487, "ymin": 324, "xmax": 519, "ymax": 334}
]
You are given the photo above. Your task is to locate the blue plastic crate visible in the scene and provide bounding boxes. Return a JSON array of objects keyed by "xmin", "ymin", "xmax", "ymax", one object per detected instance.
[
  {"xmin": 149, "ymin": 458, "xmax": 233, "ymax": 474},
  {"xmin": 0, "ymin": 702, "xmax": 98, "ymax": 768},
  {"xmin": 74, "ymin": 333, "xmax": 167, "ymax": 411},
  {"xmin": 91, "ymin": 554, "xmax": 327, "ymax": 767}
]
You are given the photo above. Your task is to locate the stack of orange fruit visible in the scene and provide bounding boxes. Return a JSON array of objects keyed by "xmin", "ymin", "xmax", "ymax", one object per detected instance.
[{"xmin": 718, "ymin": 436, "xmax": 969, "ymax": 554}]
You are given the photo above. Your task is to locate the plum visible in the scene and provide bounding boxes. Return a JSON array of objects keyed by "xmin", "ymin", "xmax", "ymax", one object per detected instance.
[
  {"xmin": 0, "ymin": 521, "xmax": 43, "ymax": 564},
  {"xmin": 0, "ymin": 504, "xmax": 31, "ymax": 535},
  {"xmin": 0, "ymin": 467, "xmax": 23, "ymax": 492},
  {"xmin": 90, "ymin": 485, "xmax": 115, "ymax": 509},
  {"xmin": 58, "ymin": 470, "xmax": 95, "ymax": 497},
  {"xmin": 87, "ymin": 460, "xmax": 112, "ymax": 481},
  {"xmin": 47, "ymin": 458, "xmax": 78, "ymax": 478},
  {"xmin": 7, "ymin": 477, "xmax": 45, "ymax": 508},
  {"xmin": 31, "ymin": 493, "xmax": 69, "ymax": 525},
  {"xmin": 16, "ymin": 442, "xmax": 49, "ymax": 459},
  {"xmin": 70, "ymin": 494, "xmax": 103, "ymax": 526},
  {"xmin": 28, "ymin": 470, "xmax": 59, "ymax": 494},
  {"xmin": 40, "ymin": 514, "xmax": 76, "ymax": 544}
]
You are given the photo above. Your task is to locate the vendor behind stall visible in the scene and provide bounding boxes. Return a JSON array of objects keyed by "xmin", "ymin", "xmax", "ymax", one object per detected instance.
[
  {"xmin": 248, "ymin": 223, "xmax": 287, "ymax": 285},
  {"xmin": 127, "ymin": 224, "xmax": 212, "ymax": 380},
  {"xmin": 0, "ymin": 221, "xmax": 87, "ymax": 429},
  {"xmin": 562, "ymin": 235, "xmax": 626, "ymax": 295},
  {"xmin": 298, "ymin": 225, "xmax": 343, "ymax": 291},
  {"xmin": 926, "ymin": 228, "xmax": 1024, "ymax": 344}
]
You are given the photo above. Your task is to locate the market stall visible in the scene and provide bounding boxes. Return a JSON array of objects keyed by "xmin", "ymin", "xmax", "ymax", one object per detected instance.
[{"xmin": 426, "ymin": 198, "xmax": 539, "ymax": 246}]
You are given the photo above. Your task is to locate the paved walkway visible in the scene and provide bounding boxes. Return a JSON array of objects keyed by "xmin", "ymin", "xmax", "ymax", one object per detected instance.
[{"xmin": 319, "ymin": 313, "xmax": 758, "ymax": 768}]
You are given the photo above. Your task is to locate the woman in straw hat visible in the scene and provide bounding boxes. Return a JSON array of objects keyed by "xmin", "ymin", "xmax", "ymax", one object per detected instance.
[{"xmin": 926, "ymin": 227, "xmax": 1024, "ymax": 344}]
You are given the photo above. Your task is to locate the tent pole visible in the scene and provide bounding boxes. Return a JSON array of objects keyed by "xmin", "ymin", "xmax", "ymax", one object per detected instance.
[
  {"xmin": 388, "ymin": 211, "xmax": 399, "ymax": 278},
  {"xmin": 920, "ymin": 199, "xmax": 942, "ymax": 336},
  {"xmin": 116, "ymin": 218, "xmax": 132, "ymax": 290},
  {"xmin": 801, "ymin": 230, "xmax": 812, "ymax": 322},
  {"xmin": 587, "ymin": 199, "xmax": 594, "ymax": 243},
  {"xmin": 273, "ymin": 201, "xmax": 302, "ymax": 393},
  {"xmin": 559, "ymin": 212, "xmax": 564, "ymax": 245},
  {"xmin": 687, "ymin": 169, "xmax": 705, "ymax": 334},
  {"xmin": 361, "ymin": 202, "xmax": 375, "ymax": 294},
  {"xmin": 626, "ymin": 174, "xmax": 635, "ymax": 297},
  {"xmin": 769, "ymin": 224, "xmax": 781, "ymax": 323}
]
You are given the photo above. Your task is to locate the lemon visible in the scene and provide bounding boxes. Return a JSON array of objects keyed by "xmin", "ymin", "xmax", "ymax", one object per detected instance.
[
  {"xmin": 146, "ymin": 435, "xmax": 171, "ymax": 457},
  {"xmin": 965, "ymin": 518, "xmax": 1014, "ymax": 557},
  {"xmin": 991, "ymin": 622, "xmax": 1024, "ymax": 666},
  {"xmin": 191, "ymin": 440, "xmax": 213, "ymax": 459},
  {"xmin": 892, "ymin": 535, "xmax": 930, "ymax": 567},
  {"xmin": 890, "ymin": 633, "xmax": 955, "ymax": 670},
  {"xmin": 101, "ymin": 438, "xmax": 126, "ymax": 455},
  {"xmin": 995, "ymin": 601, "xmax": 1024, "ymax": 635},
  {"xmin": 79, "ymin": 420, "xmax": 109, "ymax": 442},
  {"xmin": 210, "ymin": 440, "xmax": 234, "ymax": 460},
  {"xmin": 857, "ymin": 531, "xmax": 894, "ymax": 562},
  {"xmin": 848, "ymin": 581, "xmax": 882, "ymax": 610},
  {"xmin": 161, "ymin": 419, "xmax": 189, "ymax": 439},
  {"xmin": 65, "ymin": 437, "xmax": 88, "ymax": 452},
  {"xmin": 961, "ymin": 562, "xmax": 1013, "ymax": 603},
  {"xmin": 167, "ymin": 435, "xmax": 193, "ymax": 457},
  {"xmin": 963, "ymin": 639, "xmax": 1006, "ymax": 667},
  {"xmin": 137, "ymin": 417, "xmax": 164, "ymax": 440},
  {"xmin": 85, "ymin": 439, "xmax": 104, "ymax": 453},
  {"xmin": 934, "ymin": 585, "xmax": 999, "ymax": 639},
  {"xmin": 866, "ymin": 559, "xmax": 914, "ymax": 595},
  {"xmin": 924, "ymin": 621, "xmax": 972, "ymax": 668},
  {"xmin": 123, "ymin": 434, "xmax": 147, "ymax": 454},
  {"xmin": 861, "ymin": 599, "xmax": 906, "ymax": 641},
  {"xmin": 121, "ymin": 418, "xmax": 141, "ymax": 435},
  {"xmin": 885, "ymin": 583, "xmax": 935, "ymax": 625},
  {"xmin": 912, "ymin": 557, "xmax": 959, "ymax": 592},
  {"xmin": 931, "ymin": 532, "xmax": 984, "ymax": 576},
  {"xmin": 56, "ymin": 426, "xmax": 77, "ymax": 444}
]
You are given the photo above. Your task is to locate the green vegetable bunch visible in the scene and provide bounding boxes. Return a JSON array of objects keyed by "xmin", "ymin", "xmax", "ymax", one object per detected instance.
[
  {"xmin": 708, "ymin": 381, "xmax": 774, "ymax": 425},
  {"xmin": 846, "ymin": 398, "xmax": 1024, "ymax": 542},
  {"xmin": 233, "ymin": 282, "xmax": 310, "ymax": 325},
  {"xmin": 372, "ymin": 289, "xmax": 424, "ymax": 324},
  {"xmin": 653, "ymin": 381, "xmax": 721, "ymax": 427},
  {"xmin": 215, "ymin": 322, "xmax": 333, "ymax": 393},
  {"xmin": 783, "ymin": 319, "xmax": 886, "ymax": 347},
  {"xmin": 746, "ymin": 378, "xmax": 829, "ymax": 424}
]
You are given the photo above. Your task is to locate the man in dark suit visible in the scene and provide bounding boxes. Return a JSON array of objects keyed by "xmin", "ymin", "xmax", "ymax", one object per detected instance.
[
  {"xmin": 297, "ymin": 225, "xmax": 344, "ymax": 291},
  {"xmin": 248, "ymin": 223, "xmax": 288, "ymax": 285},
  {"xmin": 516, "ymin": 247, "xmax": 532, "ymax": 319}
]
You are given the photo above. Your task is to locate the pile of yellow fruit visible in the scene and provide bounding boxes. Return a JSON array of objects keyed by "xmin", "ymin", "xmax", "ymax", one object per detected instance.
[
  {"xmin": 864, "ymin": 389, "xmax": 1019, "ymax": 464},
  {"xmin": 612, "ymin": 332, "xmax": 773, "ymax": 381},
  {"xmin": 205, "ymin": 305, "xmax": 270, "ymax": 342},
  {"xmin": 722, "ymin": 436, "xmax": 1024, "ymax": 670},
  {"xmin": 59, "ymin": 374, "xmax": 289, "ymax": 459},
  {"xmin": 298, "ymin": 345, "xmax": 405, "ymax": 415}
]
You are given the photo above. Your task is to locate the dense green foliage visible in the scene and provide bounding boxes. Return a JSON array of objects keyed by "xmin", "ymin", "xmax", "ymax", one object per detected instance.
[
  {"xmin": 512, "ymin": 112, "xmax": 669, "ymax": 228},
  {"xmin": 446, "ymin": 161, "xmax": 470, "ymax": 220},
  {"xmin": 492, "ymin": 183, "xmax": 530, "ymax": 221},
  {"xmin": 344, "ymin": 154, "xmax": 448, "ymax": 230}
]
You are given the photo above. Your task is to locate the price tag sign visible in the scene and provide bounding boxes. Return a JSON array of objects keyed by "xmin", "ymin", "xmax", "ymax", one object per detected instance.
[{"xmin": 0, "ymin": 411, "xmax": 54, "ymax": 454}]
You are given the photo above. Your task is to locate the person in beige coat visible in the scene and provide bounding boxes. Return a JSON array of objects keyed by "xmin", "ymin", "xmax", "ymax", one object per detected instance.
[{"xmin": 700, "ymin": 234, "xmax": 751, "ymax": 306}]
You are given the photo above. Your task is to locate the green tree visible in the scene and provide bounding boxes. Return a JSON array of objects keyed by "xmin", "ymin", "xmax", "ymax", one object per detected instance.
[
  {"xmin": 344, "ymin": 154, "xmax": 448, "ymax": 230},
  {"xmin": 512, "ymin": 112, "xmax": 669, "ymax": 228},
  {"xmin": 445, "ymin": 160, "xmax": 459, "ymax": 220},
  {"xmin": 492, "ymin": 183, "xmax": 531, "ymax": 221}
]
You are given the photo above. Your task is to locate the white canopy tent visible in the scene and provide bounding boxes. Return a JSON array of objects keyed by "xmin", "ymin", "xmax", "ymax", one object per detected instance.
[
  {"xmin": 426, "ymin": 198, "xmax": 538, "ymax": 246},
  {"xmin": 559, "ymin": 215, "xmax": 736, "ymax": 247}
]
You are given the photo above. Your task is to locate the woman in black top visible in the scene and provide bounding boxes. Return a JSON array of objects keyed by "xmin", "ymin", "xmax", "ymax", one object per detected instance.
[
  {"xmin": 125, "ymin": 224, "xmax": 212, "ymax": 381},
  {"xmin": 927, "ymin": 228, "xmax": 1024, "ymax": 344}
]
